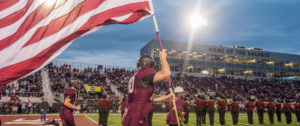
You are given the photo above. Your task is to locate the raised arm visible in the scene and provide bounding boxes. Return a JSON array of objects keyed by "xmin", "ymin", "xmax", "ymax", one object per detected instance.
[{"xmin": 153, "ymin": 50, "xmax": 171, "ymax": 83}]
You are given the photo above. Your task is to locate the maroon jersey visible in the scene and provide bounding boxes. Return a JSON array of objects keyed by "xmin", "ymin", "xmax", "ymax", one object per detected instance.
[
  {"xmin": 167, "ymin": 96, "xmax": 184, "ymax": 125},
  {"xmin": 207, "ymin": 100, "xmax": 215, "ymax": 109},
  {"xmin": 10, "ymin": 94, "xmax": 15, "ymax": 100},
  {"xmin": 183, "ymin": 102, "xmax": 189, "ymax": 110},
  {"xmin": 123, "ymin": 68, "xmax": 156, "ymax": 126},
  {"xmin": 255, "ymin": 100, "xmax": 264, "ymax": 109},
  {"xmin": 6, "ymin": 102, "xmax": 12, "ymax": 107},
  {"xmin": 195, "ymin": 100, "xmax": 206, "ymax": 108},
  {"xmin": 98, "ymin": 99, "xmax": 111, "ymax": 109},
  {"xmin": 63, "ymin": 88, "xmax": 76, "ymax": 109},
  {"xmin": 120, "ymin": 101, "xmax": 126, "ymax": 110},
  {"xmin": 294, "ymin": 103, "xmax": 300, "ymax": 111},
  {"xmin": 276, "ymin": 103, "xmax": 282, "ymax": 110},
  {"xmin": 231, "ymin": 102, "xmax": 239, "ymax": 111},
  {"xmin": 283, "ymin": 103, "xmax": 292, "ymax": 111},
  {"xmin": 217, "ymin": 100, "xmax": 226, "ymax": 109},
  {"xmin": 267, "ymin": 102, "xmax": 275, "ymax": 111},
  {"xmin": 127, "ymin": 68, "xmax": 156, "ymax": 104},
  {"xmin": 60, "ymin": 88, "xmax": 77, "ymax": 126},
  {"xmin": 103, "ymin": 100, "xmax": 111, "ymax": 109},
  {"xmin": 98, "ymin": 100, "xmax": 103, "ymax": 108},
  {"xmin": 13, "ymin": 102, "xmax": 19, "ymax": 107},
  {"xmin": 245, "ymin": 101, "xmax": 254, "ymax": 110}
]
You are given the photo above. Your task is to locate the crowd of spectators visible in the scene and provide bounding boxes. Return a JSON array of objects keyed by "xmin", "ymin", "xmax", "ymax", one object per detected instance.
[
  {"xmin": 0, "ymin": 62, "xmax": 299, "ymax": 114},
  {"xmin": 1, "ymin": 71, "xmax": 43, "ymax": 98},
  {"xmin": 104, "ymin": 68, "xmax": 134, "ymax": 95},
  {"xmin": 157, "ymin": 74, "xmax": 299, "ymax": 102},
  {"xmin": 46, "ymin": 63, "xmax": 120, "ymax": 105},
  {"xmin": 64, "ymin": 62, "xmax": 299, "ymax": 103},
  {"xmin": 100, "ymin": 69, "xmax": 300, "ymax": 102},
  {"xmin": 214, "ymin": 76, "xmax": 300, "ymax": 100}
]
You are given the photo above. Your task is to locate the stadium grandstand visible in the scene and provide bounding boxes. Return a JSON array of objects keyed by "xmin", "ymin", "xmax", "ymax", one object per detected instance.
[
  {"xmin": 141, "ymin": 40, "xmax": 300, "ymax": 80},
  {"xmin": 0, "ymin": 39, "xmax": 299, "ymax": 126},
  {"xmin": 140, "ymin": 39, "xmax": 300, "ymax": 102},
  {"xmin": 1, "ymin": 53, "xmax": 299, "ymax": 125},
  {"xmin": 2, "ymin": 0, "xmax": 300, "ymax": 125}
]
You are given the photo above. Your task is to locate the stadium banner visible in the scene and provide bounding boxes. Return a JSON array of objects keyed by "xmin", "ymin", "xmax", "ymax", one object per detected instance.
[{"xmin": 84, "ymin": 85, "xmax": 101, "ymax": 92}]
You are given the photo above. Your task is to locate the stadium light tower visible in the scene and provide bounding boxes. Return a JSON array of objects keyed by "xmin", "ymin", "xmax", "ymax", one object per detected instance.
[
  {"xmin": 184, "ymin": 0, "xmax": 208, "ymax": 74},
  {"xmin": 185, "ymin": 13, "xmax": 207, "ymax": 74}
]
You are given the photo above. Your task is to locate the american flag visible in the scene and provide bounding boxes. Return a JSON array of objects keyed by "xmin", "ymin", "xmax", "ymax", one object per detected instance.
[{"xmin": 0, "ymin": 0, "xmax": 153, "ymax": 86}]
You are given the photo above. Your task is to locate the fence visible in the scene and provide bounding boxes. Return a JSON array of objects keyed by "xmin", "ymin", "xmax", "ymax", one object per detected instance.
[{"xmin": 2, "ymin": 92, "xmax": 43, "ymax": 98}]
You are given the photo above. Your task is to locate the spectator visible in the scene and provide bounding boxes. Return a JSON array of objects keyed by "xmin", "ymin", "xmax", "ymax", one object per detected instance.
[
  {"xmin": 40, "ymin": 98, "xmax": 49, "ymax": 121},
  {"xmin": 0, "ymin": 103, "xmax": 5, "ymax": 115},
  {"xmin": 27, "ymin": 100, "xmax": 32, "ymax": 114},
  {"xmin": 48, "ymin": 101, "xmax": 53, "ymax": 113},
  {"xmin": 12, "ymin": 100, "xmax": 19, "ymax": 114},
  {"xmin": 21, "ymin": 101, "xmax": 26, "ymax": 114},
  {"xmin": 33, "ymin": 102, "xmax": 38, "ymax": 114}
]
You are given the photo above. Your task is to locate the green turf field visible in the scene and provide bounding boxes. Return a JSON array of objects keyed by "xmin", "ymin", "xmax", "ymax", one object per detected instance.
[{"xmin": 87, "ymin": 112, "xmax": 300, "ymax": 126}]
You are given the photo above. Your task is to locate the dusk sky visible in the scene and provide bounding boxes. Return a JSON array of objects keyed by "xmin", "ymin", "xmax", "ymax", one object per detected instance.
[{"xmin": 55, "ymin": 0, "xmax": 300, "ymax": 68}]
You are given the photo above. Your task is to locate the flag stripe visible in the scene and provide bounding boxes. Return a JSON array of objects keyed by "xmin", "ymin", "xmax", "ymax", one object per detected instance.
[
  {"xmin": 0, "ymin": 0, "xmax": 28, "ymax": 20},
  {"xmin": 0, "ymin": 0, "xmax": 69, "ymax": 49},
  {"xmin": 0, "ymin": 1, "xmax": 149, "ymax": 69},
  {"xmin": 24, "ymin": 1, "xmax": 148, "ymax": 47},
  {"xmin": 20, "ymin": 42, "xmax": 73, "ymax": 84},
  {"xmin": 0, "ymin": 0, "xmax": 19, "ymax": 11},
  {"xmin": 0, "ymin": 0, "xmax": 147, "ymax": 64},
  {"xmin": 0, "ymin": 40, "xmax": 73, "ymax": 85},
  {"xmin": 0, "ymin": 0, "xmax": 152, "ymax": 86},
  {"xmin": 0, "ymin": 0, "xmax": 86, "ymax": 65},
  {"xmin": 23, "ymin": 0, "xmax": 105, "ymax": 47},
  {"xmin": 0, "ymin": 0, "xmax": 46, "ymax": 38},
  {"xmin": 0, "ymin": 6, "xmax": 148, "ymax": 85},
  {"xmin": 0, "ymin": 0, "xmax": 32, "ymax": 28}
]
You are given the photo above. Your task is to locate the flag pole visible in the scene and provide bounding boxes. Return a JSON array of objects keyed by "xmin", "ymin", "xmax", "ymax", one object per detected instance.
[{"xmin": 148, "ymin": 0, "xmax": 181, "ymax": 125}]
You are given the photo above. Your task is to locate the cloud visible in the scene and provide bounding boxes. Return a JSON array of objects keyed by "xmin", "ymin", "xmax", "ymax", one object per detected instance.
[
  {"xmin": 57, "ymin": 0, "xmax": 300, "ymax": 67},
  {"xmin": 55, "ymin": 50, "xmax": 138, "ymax": 68}
]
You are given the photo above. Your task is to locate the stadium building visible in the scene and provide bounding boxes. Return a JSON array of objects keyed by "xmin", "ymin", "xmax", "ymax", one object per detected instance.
[{"xmin": 141, "ymin": 40, "xmax": 300, "ymax": 79}]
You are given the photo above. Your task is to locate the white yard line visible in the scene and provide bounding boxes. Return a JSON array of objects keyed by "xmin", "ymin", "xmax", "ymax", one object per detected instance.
[{"xmin": 85, "ymin": 115, "xmax": 98, "ymax": 125}]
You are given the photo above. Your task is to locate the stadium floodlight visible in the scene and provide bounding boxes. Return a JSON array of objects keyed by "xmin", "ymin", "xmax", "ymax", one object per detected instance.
[
  {"xmin": 190, "ymin": 13, "xmax": 207, "ymax": 28},
  {"xmin": 184, "ymin": 11, "xmax": 207, "ymax": 66}
]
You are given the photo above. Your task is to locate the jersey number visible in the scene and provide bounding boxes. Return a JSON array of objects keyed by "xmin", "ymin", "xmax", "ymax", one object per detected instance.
[{"xmin": 128, "ymin": 76, "xmax": 135, "ymax": 93}]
